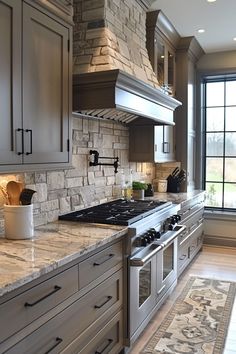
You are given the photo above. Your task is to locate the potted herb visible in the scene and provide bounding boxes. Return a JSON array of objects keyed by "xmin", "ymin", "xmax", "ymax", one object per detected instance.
[{"xmin": 132, "ymin": 181, "xmax": 147, "ymax": 200}]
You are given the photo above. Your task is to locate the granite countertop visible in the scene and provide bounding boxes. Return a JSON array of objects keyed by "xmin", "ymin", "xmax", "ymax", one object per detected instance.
[
  {"xmin": 0, "ymin": 221, "xmax": 127, "ymax": 298},
  {"xmin": 0, "ymin": 190, "xmax": 205, "ymax": 298},
  {"xmin": 149, "ymin": 190, "xmax": 205, "ymax": 206}
]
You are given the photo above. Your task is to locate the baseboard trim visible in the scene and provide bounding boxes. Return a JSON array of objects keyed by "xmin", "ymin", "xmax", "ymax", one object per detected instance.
[{"xmin": 204, "ymin": 234, "xmax": 236, "ymax": 248}]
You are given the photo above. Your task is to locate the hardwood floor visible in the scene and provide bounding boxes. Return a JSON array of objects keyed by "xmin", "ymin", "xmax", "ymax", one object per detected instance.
[{"xmin": 129, "ymin": 245, "xmax": 236, "ymax": 354}]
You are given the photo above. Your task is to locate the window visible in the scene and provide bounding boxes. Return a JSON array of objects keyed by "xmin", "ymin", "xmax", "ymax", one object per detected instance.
[{"xmin": 203, "ymin": 78, "xmax": 236, "ymax": 210}]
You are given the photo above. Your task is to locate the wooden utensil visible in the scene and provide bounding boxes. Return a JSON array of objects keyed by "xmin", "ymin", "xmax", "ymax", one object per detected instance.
[{"xmin": 6, "ymin": 181, "xmax": 23, "ymax": 205}]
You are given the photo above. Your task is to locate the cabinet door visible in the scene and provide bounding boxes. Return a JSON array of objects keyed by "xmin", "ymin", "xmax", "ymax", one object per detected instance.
[
  {"xmin": 22, "ymin": 3, "xmax": 70, "ymax": 164},
  {"xmin": 154, "ymin": 125, "xmax": 175, "ymax": 162},
  {"xmin": 0, "ymin": 0, "xmax": 22, "ymax": 164},
  {"xmin": 129, "ymin": 125, "xmax": 155, "ymax": 162}
]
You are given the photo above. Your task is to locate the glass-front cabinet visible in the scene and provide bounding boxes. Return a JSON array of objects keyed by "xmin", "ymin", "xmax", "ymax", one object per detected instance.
[
  {"xmin": 155, "ymin": 34, "xmax": 176, "ymax": 96},
  {"xmin": 145, "ymin": 10, "xmax": 180, "ymax": 163}
]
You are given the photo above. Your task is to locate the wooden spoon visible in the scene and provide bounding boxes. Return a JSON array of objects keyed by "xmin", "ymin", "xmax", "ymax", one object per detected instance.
[{"xmin": 6, "ymin": 181, "xmax": 23, "ymax": 205}]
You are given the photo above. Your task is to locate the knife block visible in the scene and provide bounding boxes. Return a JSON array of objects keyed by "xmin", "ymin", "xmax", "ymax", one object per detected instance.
[
  {"xmin": 167, "ymin": 176, "xmax": 180, "ymax": 193},
  {"xmin": 4, "ymin": 204, "xmax": 34, "ymax": 239}
]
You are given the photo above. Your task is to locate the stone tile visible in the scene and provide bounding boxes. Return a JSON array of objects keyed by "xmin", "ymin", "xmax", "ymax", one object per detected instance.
[
  {"xmin": 48, "ymin": 189, "xmax": 67, "ymax": 201},
  {"xmin": 35, "ymin": 172, "xmax": 46, "ymax": 183},
  {"xmin": 47, "ymin": 171, "xmax": 65, "ymax": 190},
  {"xmin": 33, "ymin": 183, "xmax": 47, "ymax": 203},
  {"xmin": 59, "ymin": 197, "xmax": 71, "ymax": 214},
  {"xmin": 46, "ymin": 210, "xmax": 59, "ymax": 223},
  {"xmin": 65, "ymin": 177, "xmax": 83, "ymax": 188},
  {"xmin": 41, "ymin": 199, "xmax": 59, "ymax": 212}
]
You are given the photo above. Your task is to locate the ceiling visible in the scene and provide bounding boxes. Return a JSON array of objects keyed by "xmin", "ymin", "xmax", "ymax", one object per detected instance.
[{"xmin": 149, "ymin": 0, "xmax": 236, "ymax": 53}]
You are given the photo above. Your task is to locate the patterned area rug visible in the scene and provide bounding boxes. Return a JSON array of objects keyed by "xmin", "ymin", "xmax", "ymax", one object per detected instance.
[{"xmin": 141, "ymin": 277, "xmax": 236, "ymax": 354}]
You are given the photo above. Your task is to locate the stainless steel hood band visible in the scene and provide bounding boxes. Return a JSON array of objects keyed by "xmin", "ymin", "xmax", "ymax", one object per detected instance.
[{"xmin": 73, "ymin": 69, "xmax": 182, "ymax": 125}]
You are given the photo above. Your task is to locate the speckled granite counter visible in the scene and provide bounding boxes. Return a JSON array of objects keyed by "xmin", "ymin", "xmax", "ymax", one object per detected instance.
[
  {"xmin": 148, "ymin": 190, "xmax": 205, "ymax": 206},
  {"xmin": 0, "ymin": 190, "xmax": 204, "ymax": 298},
  {"xmin": 0, "ymin": 221, "xmax": 127, "ymax": 297}
]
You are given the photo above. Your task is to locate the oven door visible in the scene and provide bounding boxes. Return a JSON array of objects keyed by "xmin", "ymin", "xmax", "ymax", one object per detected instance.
[
  {"xmin": 156, "ymin": 237, "xmax": 178, "ymax": 302},
  {"xmin": 129, "ymin": 247, "xmax": 160, "ymax": 339}
]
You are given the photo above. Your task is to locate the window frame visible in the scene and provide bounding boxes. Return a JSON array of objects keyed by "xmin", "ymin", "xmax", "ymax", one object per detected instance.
[{"xmin": 202, "ymin": 76, "xmax": 236, "ymax": 211}]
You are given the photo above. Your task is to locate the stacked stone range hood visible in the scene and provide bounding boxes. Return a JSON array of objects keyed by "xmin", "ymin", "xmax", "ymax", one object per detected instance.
[{"xmin": 73, "ymin": 0, "xmax": 181, "ymax": 125}]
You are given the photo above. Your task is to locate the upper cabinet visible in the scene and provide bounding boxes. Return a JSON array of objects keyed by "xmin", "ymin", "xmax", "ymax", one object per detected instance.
[
  {"xmin": 129, "ymin": 10, "xmax": 180, "ymax": 163},
  {"xmin": 0, "ymin": 0, "xmax": 72, "ymax": 172},
  {"xmin": 146, "ymin": 10, "xmax": 180, "ymax": 97},
  {"xmin": 129, "ymin": 124, "xmax": 175, "ymax": 163}
]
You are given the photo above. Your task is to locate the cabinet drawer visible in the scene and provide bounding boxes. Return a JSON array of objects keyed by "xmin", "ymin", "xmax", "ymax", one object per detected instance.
[
  {"xmin": 189, "ymin": 223, "xmax": 203, "ymax": 259},
  {"xmin": 62, "ymin": 311, "xmax": 123, "ymax": 354},
  {"xmin": 179, "ymin": 209, "xmax": 204, "ymax": 245},
  {"xmin": 79, "ymin": 240, "xmax": 122, "ymax": 289},
  {"xmin": 5, "ymin": 270, "xmax": 122, "ymax": 354},
  {"xmin": 0, "ymin": 265, "xmax": 78, "ymax": 344},
  {"xmin": 177, "ymin": 242, "xmax": 190, "ymax": 277},
  {"xmin": 178, "ymin": 201, "xmax": 204, "ymax": 223}
]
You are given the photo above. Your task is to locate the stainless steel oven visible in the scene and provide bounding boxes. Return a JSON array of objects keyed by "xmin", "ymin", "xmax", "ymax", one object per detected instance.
[{"xmin": 128, "ymin": 223, "xmax": 186, "ymax": 344}]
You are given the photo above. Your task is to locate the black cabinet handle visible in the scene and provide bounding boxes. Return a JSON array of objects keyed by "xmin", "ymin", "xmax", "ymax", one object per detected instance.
[
  {"xmin": 24, "ymin": 285, "xmax": 61, "ymax": 307},
  {"xmin": 95, "ymin": 339, "xmax": 113, "ymax": 354},
  {"xmin": 16, "ymin": 128, "xmax": 24, "ymax": 155},
  {"xmin": 93, "ymin": 253, "xmax": 114, "ymax": 266},
  {"xmin": 44, "ymin": 337, "xmax": 63, "ymax": 354},
  {"xmin": 94, "ymin": 296, "xmax": 112, "ymax": 309},
  {"xmin": 25, "ymin": 129, "xmax": 32, "ymax": 155}
]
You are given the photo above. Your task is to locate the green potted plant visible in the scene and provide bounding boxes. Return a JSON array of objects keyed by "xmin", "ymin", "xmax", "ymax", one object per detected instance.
[{"xmin": 132, "ymin": 181, "xmax": 148, "ymax": 200}]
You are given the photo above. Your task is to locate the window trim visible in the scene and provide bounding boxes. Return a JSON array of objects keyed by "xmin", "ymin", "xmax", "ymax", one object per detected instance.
[{"xmin": 202, "ymin": 75, "xmax": 236, "ymax": 211}]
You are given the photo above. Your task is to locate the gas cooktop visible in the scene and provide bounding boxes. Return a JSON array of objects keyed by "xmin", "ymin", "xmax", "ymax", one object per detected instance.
[{"xmin": 59, "ymin": 199, "xmax": 171, "ymax": 226}]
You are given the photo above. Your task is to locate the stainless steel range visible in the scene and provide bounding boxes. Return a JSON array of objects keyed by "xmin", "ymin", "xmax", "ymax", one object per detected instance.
[{"xmin": 59, "ymin": 198, "xmax": 186, "ymax": 347}]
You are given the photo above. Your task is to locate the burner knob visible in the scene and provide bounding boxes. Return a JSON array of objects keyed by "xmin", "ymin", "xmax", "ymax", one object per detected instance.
[
  {"xmin": 143, "ymin": 233, "xmax": 152, "ymax": 244},
  {"xmin": 148, "ymin": 228, "xmax": 161, "ymax": 239},
  {"xmin": 175, "ymin": 214, "xmax": 181, "ymax": 222},
  {"xmin": 170, "ymin": 216, "xmax": 177, "ymax": 224},
  {"xmin": 147, "ymin": 229, "xmax": 155, "ymax": 241},
  {"xmin": 168, "ymin": 223, "xmax": 174, "ymax": 230},
  {"xmin": 140, "ymin": 236, "xmax": 148, "ymax": 247}
]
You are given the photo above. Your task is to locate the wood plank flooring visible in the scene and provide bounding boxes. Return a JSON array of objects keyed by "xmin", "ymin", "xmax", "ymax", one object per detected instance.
[{"xmin": 129, "ymin": 245, "xmax": 236, "ymax": 354}]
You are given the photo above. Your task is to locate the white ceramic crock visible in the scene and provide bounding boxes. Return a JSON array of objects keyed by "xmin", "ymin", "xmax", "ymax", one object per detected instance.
[{"xmin": 4, "ymin": 204, "xmax": 34, "ymax": 240}]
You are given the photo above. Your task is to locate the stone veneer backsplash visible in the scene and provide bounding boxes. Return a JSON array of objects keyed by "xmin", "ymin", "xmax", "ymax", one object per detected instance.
[
  {"xmin": 73, "ymin": 0, "xmax": 159, "ymax": 87},
  {"xmin": 0, "ymin": 116, "xmax": 155, "ymax": 234}
]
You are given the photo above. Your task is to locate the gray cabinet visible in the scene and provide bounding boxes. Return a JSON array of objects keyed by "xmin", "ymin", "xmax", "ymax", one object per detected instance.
[
  {"xmin": 0, "ymin": 0, "xmax": 71, "ymax": 172},
  {"xmin": 177, "ymin": 193, "xmax": 205, "ymax": 277},
  {"xmin": 129, "ymin": 10, "xmax": 181, "ymax": 164},
  {"xmin": 0, "ymin": 239, "xmax": 124, "ymax": 354},
  {"xmin": 0, "ymin": 0, "xmax": 22, "ymax": 165},
  {"xmin": 36, "ymin": 0, "xmax": 73, "ymax": 23},
  {"xmin": 129, "ymin": 125, "xmax": 175, "ymax": 163}
]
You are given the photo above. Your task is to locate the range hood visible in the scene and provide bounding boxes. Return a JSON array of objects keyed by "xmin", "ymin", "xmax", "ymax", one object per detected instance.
[{"xmin": 73, "ymin": 69, "xmax": 182, "ymax": 126}]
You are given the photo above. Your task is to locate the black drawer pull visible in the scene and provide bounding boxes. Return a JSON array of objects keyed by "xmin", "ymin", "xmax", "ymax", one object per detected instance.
[
  {"xmin": 16, "ymin": 128, "xmax": 24, "ymax": 155},
  {"xmin": 95, "ymin": 339, "xmax": 113, "ymax": 354},
  {"xmin": 24, "ymin": 285, "xmax": 61, "ymax": 307},
  {"xmin": 44, "ymin": 337, "xmax": 63, "ymax": 354},
  {"xmin": 179, "ymin": 254, "xmax": 187, "ymax": 261},
  {"xmin": 25, "ymin": 129, "xmax": 32, "ymax": 155},
  {"xmin": 94, "ymin": 296, "xmax": 112, "ymax": 309},
  {"xmin": 93, "ymin": 253, "xmax": 114, "ymax": 266}
]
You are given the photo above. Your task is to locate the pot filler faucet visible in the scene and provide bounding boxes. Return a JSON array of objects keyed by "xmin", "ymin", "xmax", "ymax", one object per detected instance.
[{"xmin": 89, "ymin": 150, "xmax": 119, "ymax": 173}]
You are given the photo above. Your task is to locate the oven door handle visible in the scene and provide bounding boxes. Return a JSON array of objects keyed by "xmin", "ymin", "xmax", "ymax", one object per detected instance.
[
  {"xmin": 161, "ymin": 224, "xmax": 186, "ymax": 247},
  {"xmin": 129, "ymin": 244, "xmax": 162, "ymax": 266}
]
